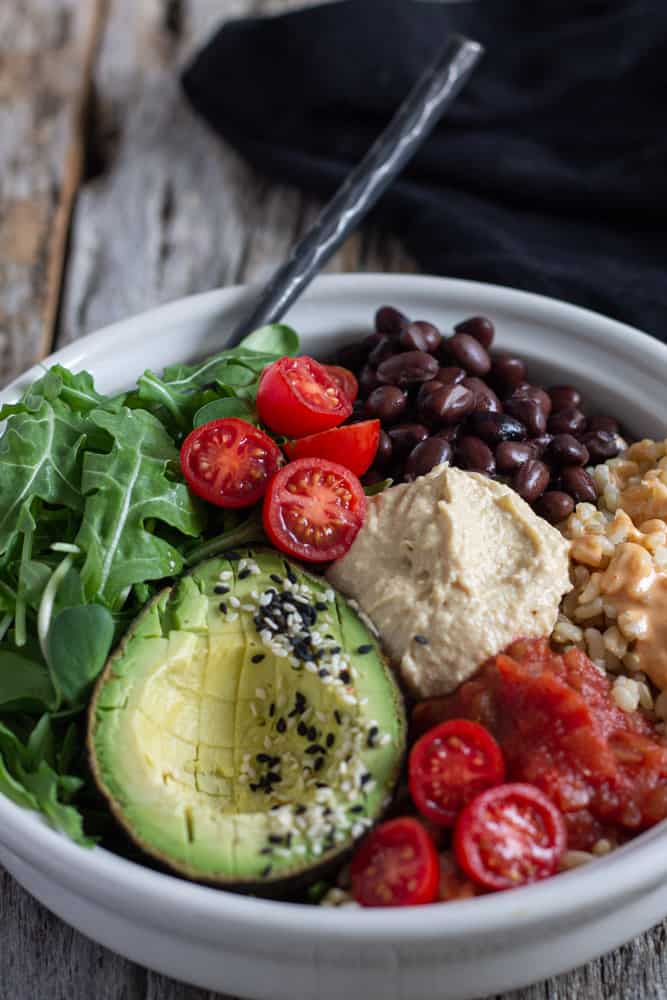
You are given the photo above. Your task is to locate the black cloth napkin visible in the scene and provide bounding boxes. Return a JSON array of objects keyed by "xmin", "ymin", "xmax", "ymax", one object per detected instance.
[{"xmin": 182, "ymin": 0, "xmax": 667, "ymax": 340}]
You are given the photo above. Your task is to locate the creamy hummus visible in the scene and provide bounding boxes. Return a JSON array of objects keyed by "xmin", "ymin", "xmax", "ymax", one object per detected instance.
[{"xmin": 327, "ymin": 464, "xmax": 571, "ymax": 698}]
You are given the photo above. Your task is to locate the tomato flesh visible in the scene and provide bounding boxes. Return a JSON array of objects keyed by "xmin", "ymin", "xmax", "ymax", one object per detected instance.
[
  {"xmin": 409, "ymin": 719, "xmax": 505, "ymax": 827},
  {"xmin": 263, "ymin": 457, "xmax": 366, "ymax": 562},
  {"xmin": 350, "ymin": 817, "xmax": 439, "ymax": 907},
  {"xmin": 256, "ymin": 356, "xmax": 352, "ymax": 437},
  {"xmin": 454, "ymin": 783, "xmax": 567, "ymax": 891},
  {"xmin": 284, "ymin": 420, "xmax": 380, "ymax": 477},
  {"xmin": 415, "ymin": 638, "xmax": 667, "ymax": 849},
  {"xmin": 323, "ymin": 364, "xmax": 359, "ymax": 403},
  {"xmin": 180, "ymin": 418, "xmax": 282, "ymax": 508}
]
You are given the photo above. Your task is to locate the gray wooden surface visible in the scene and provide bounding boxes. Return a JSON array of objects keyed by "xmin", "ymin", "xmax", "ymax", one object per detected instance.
[{"xmin": 0, "ymin": 1, "xmax": 665, "ymax": 998}]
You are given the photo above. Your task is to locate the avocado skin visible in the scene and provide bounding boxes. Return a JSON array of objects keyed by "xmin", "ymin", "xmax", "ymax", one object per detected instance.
[{"xmin": 88, "ymin": 549, "xmax": 406, "ymax": 895}]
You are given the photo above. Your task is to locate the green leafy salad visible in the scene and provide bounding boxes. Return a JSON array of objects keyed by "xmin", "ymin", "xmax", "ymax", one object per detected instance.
[{"xmin": 0, "ymin": 323, "xmax": 299, "ymax": 844}]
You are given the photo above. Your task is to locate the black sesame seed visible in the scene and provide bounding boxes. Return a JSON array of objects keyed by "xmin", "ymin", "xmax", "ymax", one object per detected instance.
[
  {"xmin": 296, "ymin": 691, "xmax": 306, "ymax": 704},
  {"xmin": 268, "ymin": 834, "xmax": 283, "ymax": 844},
  {"xmin": 339, "ymin": 670, "xmax": 351, "ymax": 684},
  {"xmin": 269, "ymin": 702, "xmax": 275, "ymax": 717},
  {"xmin": 360, "ymin": 773, "xmax": 372, "ymax": 786},
  {"xmin": 414, "ymin": 634, "xmax": 429, "ymax": 645},
  {"xmin": 249, "ymin": 783, "xmax": 259, "ymax": 792},
  {"xmin": 314, "ymin": 756, "xmax": 325, "ymax": 772},
  {"xmin": 219, "ymin": 602, "xmax": 228, "ymax": 614},
  {"xmin": 325, "ymin": 633, "xmax": 335, "ymax": 640},
  {"xmin": 269, "ymin": 756, "xmax": 281, "ymax": 767},
  {"xmin": 225, "ymin": 550, "xmax": 241, "ymax": 561},
  {"xmin": 308, "ymin": 726, "xmax": 317, "ymax": 742},
  {"xmin": 356, "ymin": 644, "xmax": 372, "ymax": 654},
  {"xmin": 315, "ymin": 601, "xmax": 327, "ymax": 612},
  {"xmin": 318, "ymin": 668, "xmax": 329, "ymax": 678},
  {"xmin": 329, "ymin": 645, "xmax": 341, "ymax": 655},
  {"xmin": 276, "ymin": 718, "xmax": 286, "ymax": 733},
  {"xmin": 270, "ymin": 804, "xmax": 280, "ymax": 811},
  {"xmin": 305, "ymin": 745, "xmax": 321, "ymax": 755},
  {"xmin": 315, "ymin": 781, "xmax": 329, "ymax": 789},
  {"xmin": 256, "ymin": 753, "xmax": 270, "ymax": 763},
  {"xmin": 334, "ymin": 710, "xmax": 342, "ymax": 725},
  {"xmin": 251, "ymin": 653, "xmax": 266, "ymax": 664},
  {"xmin": 326, "ymin": 733, "xmax": 335, "ymax": 748},
  {"xmin": 214, "ymin": 585, "xmax": 230, "ymax": 595},
  {"xmin": 285, "ymin": 833, "xmax": 293, "ymax": 847},
  {"xmin": 270, "ymin": 574, "xmax": 282, "ymax": 584},
  {"xmin": 295, "ymin": 804, "xmax": 307, "ymax": 815},
  {"xmin": 349, "ymin": 805, "xmax": 364, "ymax": 814},
  {"xmin": 323, "ymin": 807, "xmax": 333, "ymax": 817},
  {"xmin": 238, "ymin": 568, "xmax": 251, "ymax": 580},
  {"xmin": 261, "ymin": 864, "xmax": 272, "ymax": 877},
  {"xmin": 260, "ymin": 846, "xmax": 273, "ymax": 855},
  {"xmin": 267, "ymin": 771, "xmax": 282, "ymax": 783},
  {"xmin": 297, "ymin": 721, "xmax": 308, "ymax": 737},
  {"xmin": 286, "ymin": 566, "xmax": 298, "ymax": 584}
]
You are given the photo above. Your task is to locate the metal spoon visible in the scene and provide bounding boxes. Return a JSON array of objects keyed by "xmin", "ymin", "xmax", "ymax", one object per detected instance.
[{"xmin": 227, "ymin": 33, "xmax": 484, "ymax": 345}]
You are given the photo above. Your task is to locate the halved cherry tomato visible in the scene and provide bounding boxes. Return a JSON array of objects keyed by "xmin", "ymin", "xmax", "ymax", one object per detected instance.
[
  {"xmin": 350, "ymin": 817, "xmax": 439, "ymax": 907},
  {"xmin": 323, "ymin": 364, "xmax": 359, "ymax": 403},
  {"xmin": 453, "ymin": 783, "xmax": 567, "ymax": 891},
  {"xmin": 180, "ymin": 418, "xmax": 282, "ymax": 509},
  {"xmin": 409, "ymin": 720, "xmax": 505, "ymax": 828},
  {"xmin": 256, "ymin": 356, "xmax": 352, "ymax": 437},
  {"xmin": 284, "ymin": 420, "xmax": 380, "ymax": 477},
  {"xmin": 263, "ymin": 457, "xmax": 366, "ymax": 562}
]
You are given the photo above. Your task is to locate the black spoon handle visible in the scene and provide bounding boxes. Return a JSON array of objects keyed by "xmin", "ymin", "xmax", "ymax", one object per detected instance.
[{"xmin": 227, "ymin": 33, "xmax": 483, "ymax": 345}]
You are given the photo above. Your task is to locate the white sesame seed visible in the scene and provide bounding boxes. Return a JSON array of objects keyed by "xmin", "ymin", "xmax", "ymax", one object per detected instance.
[
  {"xmin": 227, "ymin": 612, "xmax": 238, "ymax": 622},
  {"xmin": 250, "ymin": 703, "xmax": 257, "ymax": 716},
  {"xmin": 255, "ymin": 687, "xmax": 266, "ymax": 700},
  {"xmin": 229, "ymin": 596, "xmax": 241, "ymax": 608},
  {"xmin": 242, "ymin": 604, "xmax": 256, "ymax": 613}
]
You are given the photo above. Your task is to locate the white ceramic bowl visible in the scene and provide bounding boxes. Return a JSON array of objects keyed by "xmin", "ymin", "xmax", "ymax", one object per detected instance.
[{"xmin": 1, "ymin": 275, "xmax": 666, "ymax": 1000}]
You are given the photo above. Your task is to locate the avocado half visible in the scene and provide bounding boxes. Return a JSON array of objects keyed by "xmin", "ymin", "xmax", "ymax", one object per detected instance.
[{"xmin": 88, "ymin": 548, "xmax": 405, "ymax": 891}]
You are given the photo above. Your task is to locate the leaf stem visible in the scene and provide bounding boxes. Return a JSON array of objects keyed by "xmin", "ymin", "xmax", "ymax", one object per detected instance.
[
  {"xmin": 37, "ymin": 554, "xmax": 74, "ymax": 710},
  {"xmin": 184, "ymin": 517, "xmax": 265, "ymax": 566}
]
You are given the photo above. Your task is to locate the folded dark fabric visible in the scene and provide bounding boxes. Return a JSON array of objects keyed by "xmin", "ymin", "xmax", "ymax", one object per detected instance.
[{"xmin": 182, "ymin": 0, "xmax": 667, "ymax": 340}]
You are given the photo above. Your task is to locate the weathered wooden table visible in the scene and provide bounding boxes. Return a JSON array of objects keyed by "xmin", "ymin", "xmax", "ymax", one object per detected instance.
[{"xmin": 1, "ymin": 2, "xmax": 666, "ymax": 997}]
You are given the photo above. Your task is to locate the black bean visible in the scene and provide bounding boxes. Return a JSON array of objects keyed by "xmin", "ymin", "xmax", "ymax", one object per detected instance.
[
  {"xmin": 377, "ymin": 350, "xmax": 439, "ymax": 387},
  {"xmin": 362, "ymin": 466, "xmax": 387, "ymax": 487},
  {"xmin": 388, "ymin": 423, "xmax": 430, "ymax": 458},
  {"xmin": 368, "ymin": 336, "xmax": 399, "ymax": 368},
  {"xmin": 531, "ymin": 434, "xmax": 553, "ymax": 456},
  {"xmin": 513, "ymin": 459, "xmax": 550, "ymax": 503},
  {"xmin": 454, "ymin": 316, "xmax": 495, "ymax": 349},
  {"xmin": 491, "ymin": 353, "xmax": 527, "ymax": 390},
  {"xmin": 444, "ymin": 333, "xmax": 492, "ymax": 376},
  {"xmin": 580, "ymin": 430, "xmax": 622, "ymax": 464},
  {"xmin": 364, "ymin": 385, "xmax": 407, "ymax": 424},
  {"xmin": 549, "ymin": 434, "xmax": 590, "ymax": 466},
  {"xmin": 362, "ymin": 332, "xmax": 384, "ymax": 352},
  {"xmin": 405, "ymin": 437, "xmax": 453, "ymax": 480},
  {"xmin": 358, "ymin": 365, "xmax": 380, "ymax": 397},
  {"xmin": 375, "ymin": 305, "xmax": 410, "ymax": 337},
  {"xmin": 456, "ymin": 436, "xmax": 496, "ymax": 475},
  {"xmin": 534, "ymin": 491, "xmax": 575, "ymax": 523},
  {"xmin": 463, "ymin": 377, "xmax": 502, "ymax": 415},
  {"xmin": 469, "ymin": 412, "xmax": 526, "ymax": 444},
  {"xmin": 548, "ymin": 385, "xmax": 582, "ymax": 413},
  {"xmin": 547, "ymin": 407, "xmax": 587, "ymax": 436},
  {"xmin": 418, "ymin": 383, "xmax": 474, "ymax": 427},
  {"xmin": 561, "ymin": 466, "xmax": 598, "ymax": 503},
  {"xmin": 434, "ymin": 366, "xmax": 466, "ymax": 385},
  {"xmin": 336, "ymin": 342, "xmax": 368, "ymax": 371},
  {"xmin": 432, "ymin": 425, "xmax": 461, "ymax": 443},
  {"xmin": 495, "ymin": 441, "xmax": 537, "ymax": 473},
  {"xmin": 375, "ymin": 429, "xmax": 393, "ymax": 467},
  {"xmin": 586, "ymin": 415, "xmax": 620, "ymax": 435},
  {"xmin": 400, "ymin": 321, "xmax": 442, "ymax": 353},
  {"xmin": 504, "ymin": 396, "xmax": 547, "ymax": 437}
]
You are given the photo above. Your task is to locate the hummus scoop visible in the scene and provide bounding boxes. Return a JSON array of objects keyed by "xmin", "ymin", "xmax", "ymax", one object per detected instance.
[{"xmin": 326, "ymin": 464, "xmax": 571, "ymax": 698}]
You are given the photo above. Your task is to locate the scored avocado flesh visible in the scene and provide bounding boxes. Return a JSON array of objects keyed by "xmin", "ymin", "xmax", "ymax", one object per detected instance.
[{"xmin": 89, "ymin": 549, "xmax": 405, "ymax": 886}]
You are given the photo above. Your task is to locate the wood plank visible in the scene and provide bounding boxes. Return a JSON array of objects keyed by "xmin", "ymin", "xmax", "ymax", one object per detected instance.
[
  {"xmin": 56, "ymin": 0, "xmax": 414, "ymax": 348},
  {"xmin": 0, "ymin": 0, "xmax": 104, "ymax": 385}
]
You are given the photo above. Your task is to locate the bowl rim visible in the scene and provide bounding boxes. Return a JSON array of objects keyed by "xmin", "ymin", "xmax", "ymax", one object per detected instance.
[{"xmin": 1, "ymin": 272, "xmax": 666, "ymax": 945}]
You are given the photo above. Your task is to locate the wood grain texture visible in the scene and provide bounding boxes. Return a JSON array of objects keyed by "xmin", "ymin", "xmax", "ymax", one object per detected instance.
[
  {"xmin": 1, "ymin": 1, "xmax": 666, "ymax": 999},
  {"xmin": 56, "ymin": 0, "xmax": 414, "ymax": 348},
  {"xmin": 0, "ymin": 0, "xmax": 102, "ymax": 385}
]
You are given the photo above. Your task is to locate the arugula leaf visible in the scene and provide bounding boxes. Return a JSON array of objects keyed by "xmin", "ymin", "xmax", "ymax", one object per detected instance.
[
  {"xmin": 75, "ymin": 407, "xmax": 204, "ymax": 607},
  {"xmin": 48, "ymin": 604, "xmax": 114, "ymax": 706},
  {"xmin": 364, "ymin": 478, "xmax": 393, "ymax": 496},
  {"xmin": 237, "ymin": 323, "xmax": 299, "ymax": 356},
  {"xmin": 0, "ymin": 401, "xmax": 86, "ymax": 560},
  {"xmin": 193, "ymin": 397, "xmax": 257, "ymax": 427}
]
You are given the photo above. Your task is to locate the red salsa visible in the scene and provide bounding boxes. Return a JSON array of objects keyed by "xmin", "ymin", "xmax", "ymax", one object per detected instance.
[{"xmin": 412, "ymin": 638, "xmax": 667, "ymax": 850}]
